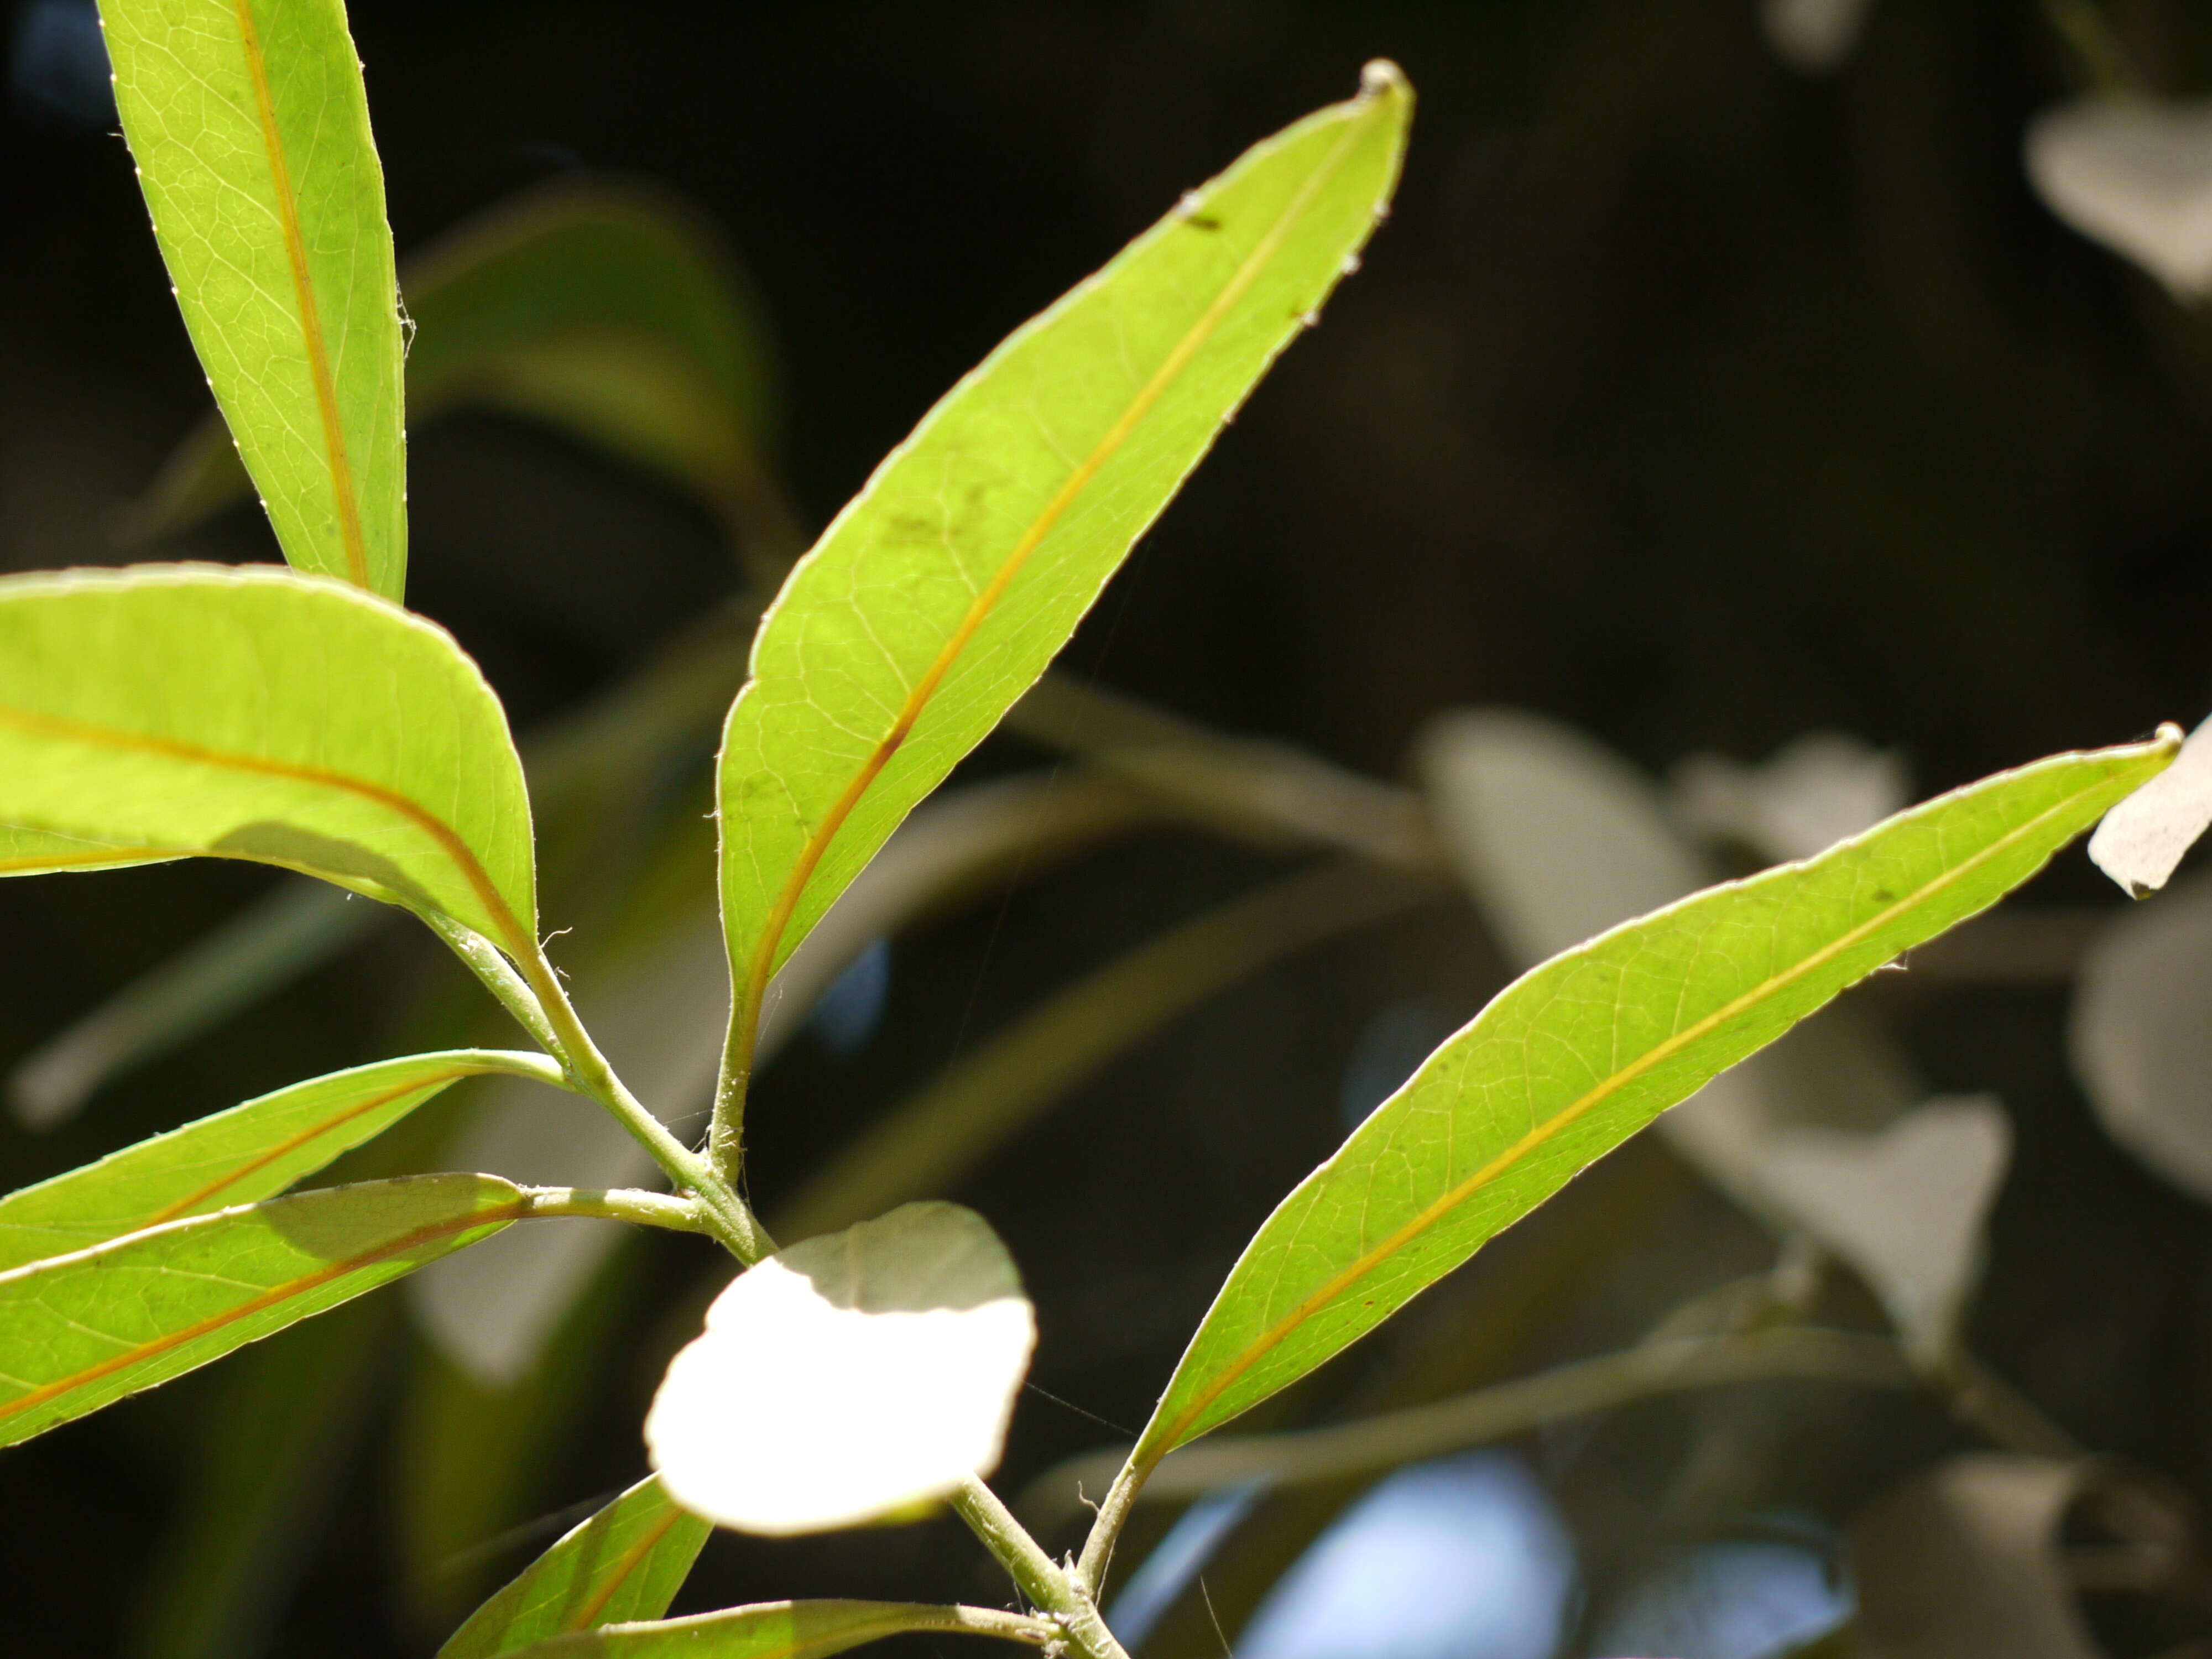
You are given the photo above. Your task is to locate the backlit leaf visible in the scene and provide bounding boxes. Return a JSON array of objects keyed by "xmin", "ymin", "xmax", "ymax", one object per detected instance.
[
  {"xmin": 496, "ymin": 1601, "xmax": 1049, "ymax": 1659},
  {"xmin": 131, "ymin": 179, "xmax": 790, "ymax": 565},
  {"xmin": 0, "ymin": 565, "xmax": 538, "ymax": 958},
  {"xmin": 714, "ymin": 66, "xmax": 1411, "ymax": 1091},
  {"xmin": 646, "ymin": 1203, "xmax": 1035, "ymax": 1535},
  {"xmin": 102, "ymin": 0, "xmax": 405, "ymax": 594},
  {"xmin": 1129, "ymin": 737, "xmax": 2173, "ymax": 1465},
  {"xmin": 0, "ymin": 1172, "xmax": 527, "ymax": 1446},
  {"xmin": 440, "ymin": 1475, "xmax": 709, "ymax": 1658},
  {"xmin": 0, "ymin": 1050, "xmax": 560, "ymax": 1271}
]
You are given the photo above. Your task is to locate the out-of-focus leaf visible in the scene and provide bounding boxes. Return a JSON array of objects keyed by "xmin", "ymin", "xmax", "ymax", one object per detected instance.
[
  {"xmin": 770, "ymin": 861, "xmax": 1442, "ymax": 1244},
  {"xmin": 1006, "ymin": 674, "xmax": 1447, "ymax": 870},
  {"xmin": 439, "ymin": 1475, "xmax": 709, "ymax": 1659},
  {"xmin": 1757, "ymin": 1097, "xmax": 2009, "ymax": 1362},
  {"xmin": 1128, "ymin": 737, "xmax": 2171, "ymax": 1465},
  {"xmin": 1850, "ymin": 1456, "xmax": 2102, "ymax": 1658},
  {"xmin": 494, "ymin": 1601, "xmax": 1053, "ymax": 1659},
  {"xmin": 646, "ymin": 1203, "xmax": 1035, "ymax": 1535},
  {"xmin": 2071, "ymin": 870, "xmax": 2212, "ymax": 1202},
  {"xmin": 714, "ymin": 67, "xmax": 1412, "ymax": 1097},
  {"xmin": 0, "ymin": 566, "xmax": 538, "ymax": 959},
  {"xmin": 131, "ymin": 180, "xmax": 795, "ymax": 570},
  {"xmin": 2088, "ymin": 715, "xmax": 2212, "ymax": 895},
  {"xmin": 8, "ymin": 878, "xmax": 377, "ymax": 1129},
  {"xmin": 101, "ymin": 0, "xmax": 405, "ymax": 594},
  {"xmin": 1672, "ymin": 733, "xmax": 1910, "ymax": 864},
  {"xmin": 0, "ymin": 1048, "xmax": 560, "ymax": 1271},
  {"xmin": 0, "ymin": 1171, "xmax": 526, "ymax": 1446},
  {"xmin": 1760, "ymin": 0, "xmax": 1878, "ymax": 74},
  {"xmin": 1026, "ymin": 1328, "xmax": 1914, "ymax": 1535},
  {"xmin": 126, "ymin": 1296, "xmax": 390, "ymax": 1659},
  {"xmin": 2026, "ymin": 98, "xmax": 2212, "ymax": 300}
]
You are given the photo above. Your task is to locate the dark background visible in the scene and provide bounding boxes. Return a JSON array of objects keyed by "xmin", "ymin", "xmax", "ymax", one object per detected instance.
[{"xmin": 6, "ymin": 2, "xmax": 2212, "ymax": 1655}]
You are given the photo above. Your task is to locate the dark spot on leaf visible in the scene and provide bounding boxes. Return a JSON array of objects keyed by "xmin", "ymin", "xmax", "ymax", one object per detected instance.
[
  {"xmin": 1872, "ymin": 888, "xmax": 1895, "ymax": 902},
  {"xmin": 1185, "ymin": 214, "xmax": 1222, "ymax": 232}
]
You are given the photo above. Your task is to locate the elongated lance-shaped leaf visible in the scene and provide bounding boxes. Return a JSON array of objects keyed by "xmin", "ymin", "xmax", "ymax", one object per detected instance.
[
  {"xmin": 0, "ymin": 565, "xmax": 539, "ymax": 958},
  {"xmin": 0, "ymin": 1172, "xmax": 527, "ymax": 1447},
  {"xmin": 101, "ymin": 0, "xmax": 405, "ymax": 596},
  {"xmin": 440, "ymin": 1476, "xmax": 709, "ymax": 1658},
  {"xmin": 496, "ymin": 1601, "xmax": 1055, "ymax": 1659},
  {"xmin": 130, "ymin": 179, "xmax": 791, "ymax": 565},
  {"xmin": 713, "ymin": 64, "xmax": 1412, "ymax": 1100},
  {"xmin": 1127, "ymin": 737, "xmax": 2176, "ymax": 1468},
  {"xmin": 0, "ymin": 1050, "xmax": 562, "ymax": 1272}
]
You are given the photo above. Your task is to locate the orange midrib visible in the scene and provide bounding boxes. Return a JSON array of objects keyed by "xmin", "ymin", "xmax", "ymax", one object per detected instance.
[
  {"xmin": 0, "ymin": 702, "xmax": 531, "ymax": 962},
  {"xmin": 0, "ymin": 1199, "xmax": 525, "ymax": 1427},
  {"xmin": 1140, "ymin": 766, "xmax": 2139, "ymax": 1459},
  {"xmin": 729, "ymin": 106, "xmax": 1380, "ymax": 1079},
  {"xmin": 232, "ymin": 0, "xmax": 372, "ymax": 590},
  {"xmin": 144, "ymin": 1068, "xmax": 482, "ymax": 1225},
  {"xmin": 567, "ymin": 1506, "xmax": 685, "ymax": 1630}
]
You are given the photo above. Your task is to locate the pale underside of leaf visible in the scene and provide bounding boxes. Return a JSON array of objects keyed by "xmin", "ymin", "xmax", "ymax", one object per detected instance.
[
  {"xmin": 1133, "ymin": 737, "xmax": 2173, "ymax": 1464},
  {"xmin": 0, "ymin": 1172, "xmax": 525, "ymax": 1446},
  {"xmin": 645, "ymin": 1202, "xmax": 1035, "ymax": 1535},
  {"xmin": 101, "ymin": 0, "xmax": 405, "ymax": 594},
  {"xmin": 715, "ymin": 65, "xmax": 1414, "ymax": 1095}
]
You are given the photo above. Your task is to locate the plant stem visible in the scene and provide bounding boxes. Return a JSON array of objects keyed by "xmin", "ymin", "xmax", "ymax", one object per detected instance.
[
  {"xmin": 1930, "ymin": 1348, "xmax": 2084, "ymax": 1460},
  {"xmin": 520, "ymin": 941, "xmax": 771, "ymax": 1264},
  {"xmin": 518, "ymin": 1185, "xmax": 713, "ymax": 1234},
  {"xmin": 954, "ymin": 1477, "xmax": 1130, "ymax": 1659}
]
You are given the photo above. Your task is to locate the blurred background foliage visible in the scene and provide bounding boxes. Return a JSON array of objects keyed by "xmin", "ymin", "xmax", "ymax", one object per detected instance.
[{"xmin": 9, "ymin": 1, "xmax": 2212, "ymax": 1656}]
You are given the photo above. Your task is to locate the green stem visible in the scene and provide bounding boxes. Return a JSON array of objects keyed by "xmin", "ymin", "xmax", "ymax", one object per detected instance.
[
  {"xmin": 518, "ymin": 1185, "xmax": 713, "ymax": 1234},
  {"xmin": 954, "ymin": 1477, "xmax": 1129, "ymax": 1659},
  {"xmin": 520, "ymin": 943, "xmax": 771, "ymax": 1263}
]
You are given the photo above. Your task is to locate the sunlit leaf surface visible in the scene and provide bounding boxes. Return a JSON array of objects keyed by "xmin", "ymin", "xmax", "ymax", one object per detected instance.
[
  {"xmin": 714, "ymin": 66, "xmax": 1412, "ymax": 1083},
  {"xmin": 440, "ymin": 1475, "xmax": 709, "ymax": 1658},
  {"xmin": 0, "ymin": 565, "xmax": 537, "ymax": 956},
  {"xmin": 102, "ymin": 0, "xmax": 405, "ymax": 594},
  {"xmin": 0, "ymin": 1173, "xmax": 525, "ymax": 1446},
  {"xmin": 1131, "ymin": 737, "xmax": 2173, "ymax": 1463},
  {"xmin": 498, "ymin": 1600, "xmax": 1044, "ymax": 1659},
  {"xmin": 0, "ymin": 1050, "xmax": 559, "ymax": 1271}
]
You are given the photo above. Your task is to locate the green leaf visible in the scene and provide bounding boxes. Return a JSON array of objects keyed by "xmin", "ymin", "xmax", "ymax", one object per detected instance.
[
  {"xmin": 1128, "ymin": 737, "xmax": 2176, "ymax": 1467},
  {"xmin": 0, "ymin": 1050, "xmax": 561, "ymax": 1272},
  {"xmin": 497, "ymin": 1601, "xmax": 1048, "ymax": 1659},
  {"xmin": 129, "ymin": 180, "xmax": 792, "ymax": 567},
  {"xmin": 0, "ymin": 1171, "xmax": 526, "ymax": 1446},
  {"xmin": 101, "ymin": 0, "xmax": 405, "ymax": 596},
  {"xmin": 646, "ymin": 1203, "xmax": 1035, "ymax": 1535},
  {"xmin": 714, "ymin": 65, "xmax": 1412, "ymax": 1087},
  {"xmin": 439, "ymin": 1476, "xmax": 709, "ymax": 1659},
  {"xmin": 0, "ymin": 564, "xmax": 538, "ymax": 957}
]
